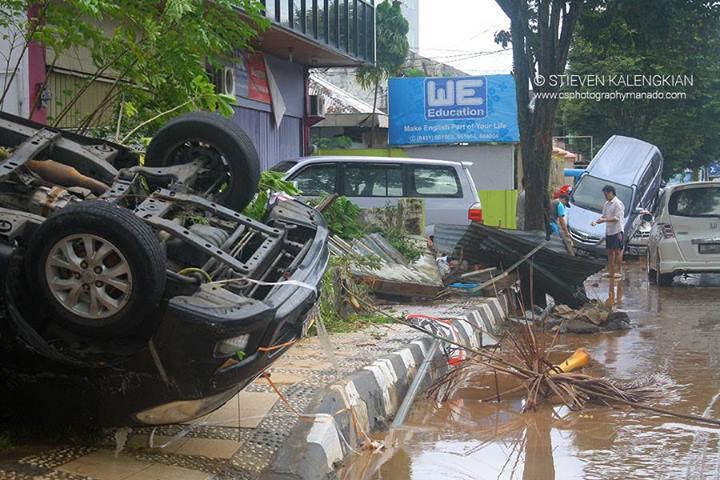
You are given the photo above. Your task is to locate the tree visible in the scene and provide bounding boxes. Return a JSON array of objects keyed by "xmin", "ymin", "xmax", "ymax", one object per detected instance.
[
  {"xmin": 559, "ymin": 0, "xmax": 720, "ymax": 174},
  {"xmin": 495, "ymin": 0, "xmax": 583, "ymax": 229},
  {"xmin": 356, "ymin": 0, "xmax": 408, "ymax": 147},
  {"xmin": 0, "ymin": 1, "xmax": 268, "ymax": 138}
]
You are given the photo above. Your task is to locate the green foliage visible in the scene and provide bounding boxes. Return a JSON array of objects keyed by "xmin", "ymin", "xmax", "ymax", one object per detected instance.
[
  {"xmin": 379, "ymin": 227, "xmax": 423, "ymax": 262},
  {"xmin": 357, "ymin": 0, "xmax": 409, "ymax": 88},
  {"xmin": 318, "ymin": 196, "xmax": 365, "ymax": 240},
  {"xmin": 317, "ymin": 256, "xmax": 388, "ymax": 333},
  {"xmin": 0, "ymin": 0, "xmax": 268, "ymax": 134},
  {"xmin": 559, "ymin": 0, "xmax": 720, "ymax": 174},
  {"xmin": 312, "ymin": 134, "xmax": 353, "ymax": 150},
  {"xmin": 402, "ymin": 68, "xmax": 425, "ymax": 78},
  {"xmin": 242, "ymin": 171, "xmax": 301, "ymax": 220}
]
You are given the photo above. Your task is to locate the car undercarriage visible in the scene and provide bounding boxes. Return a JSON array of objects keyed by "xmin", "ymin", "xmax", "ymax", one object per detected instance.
[{"xmin": 0, "ymin": 111, "xmax": 328, "ymax": 426}]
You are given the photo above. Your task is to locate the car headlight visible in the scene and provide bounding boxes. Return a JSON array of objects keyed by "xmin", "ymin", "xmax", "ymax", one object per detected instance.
[{"xmin": 214, "ymin": 334, "xmax": 250, "ymax": 357}]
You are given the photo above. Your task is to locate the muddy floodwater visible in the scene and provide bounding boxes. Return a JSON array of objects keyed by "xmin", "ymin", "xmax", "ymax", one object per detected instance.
[{"xmin": 341, "ymin": 261, "xmax": 720, "ymax": 479}]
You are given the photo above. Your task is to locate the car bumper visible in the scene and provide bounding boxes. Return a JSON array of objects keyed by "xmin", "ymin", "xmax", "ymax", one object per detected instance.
[{"xmin": 655, "ymin": 239, "xmax": 720, "ymax": 275}]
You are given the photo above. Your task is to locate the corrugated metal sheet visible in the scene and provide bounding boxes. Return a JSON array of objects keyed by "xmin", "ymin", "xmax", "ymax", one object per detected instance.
[
  {"xmin": 47, "ymin": 71, "xmax": 116, "ymax": 128},
  {"xmin": 433, "ymin": 223, "xmax": 605, "ymax": 308},
  {"xmin": 231, "ymin": 107, "xmax": 301, "ymax": 170},
  {"xmin": 330, "ymin": 233, "xmax": 443, "ymax": 298}
]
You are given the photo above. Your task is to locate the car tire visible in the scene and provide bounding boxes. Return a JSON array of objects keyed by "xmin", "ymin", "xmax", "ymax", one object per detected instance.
[
  {"xmin": 657, "ymin": 270, "xmax": 675, "ymax": 286},
  {"xmin": 647, "ymin": 251, "xmax": 657, "ymax": 285},
  {"xmin": 26, "ymin": 201, "xmax": 166, "ymax": 337},
  {"xmin": 653, "ymin": 255, "xmax": 674, "ymax": 286},
  {"xmin": 144, "ymin": 112, "xmax": 261, "ymax": 211}
]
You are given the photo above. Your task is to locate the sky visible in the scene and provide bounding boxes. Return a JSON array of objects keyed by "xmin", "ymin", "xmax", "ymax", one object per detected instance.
[{"xmin": 417, "ymin": 0, "xmax": 513, "ymax": 75}]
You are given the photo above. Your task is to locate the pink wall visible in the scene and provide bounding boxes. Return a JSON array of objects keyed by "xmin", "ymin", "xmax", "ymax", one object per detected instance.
[{"xmin": 27, "ymin": 5, "xmax": 46, "ymax": 123}]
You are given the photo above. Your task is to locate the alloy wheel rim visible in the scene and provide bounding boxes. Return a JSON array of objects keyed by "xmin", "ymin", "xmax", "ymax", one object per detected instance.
[{"xmin": 45, "ymin": 234, "xmax": 133, "ymax": 319}]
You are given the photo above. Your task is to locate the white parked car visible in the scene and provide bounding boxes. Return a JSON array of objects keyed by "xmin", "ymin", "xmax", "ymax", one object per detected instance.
[
  {"xmin": 274, "ymin": 156, "xmax": 482, "ymax": 227},
  {"xmin": 647, "ymin": 182, "xmax": 720, "ymax": 285}
]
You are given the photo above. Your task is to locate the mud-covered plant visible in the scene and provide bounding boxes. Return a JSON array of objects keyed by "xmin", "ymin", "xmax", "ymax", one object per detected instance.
[{"xmin": 242, "ymin": 171, "xmax": 301, "ymax": 220}]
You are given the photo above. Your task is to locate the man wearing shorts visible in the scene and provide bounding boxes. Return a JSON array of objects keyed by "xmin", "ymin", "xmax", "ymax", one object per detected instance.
[{"xmin": 592, "ymin": 185, "xmax": 625, "ymax": 278}]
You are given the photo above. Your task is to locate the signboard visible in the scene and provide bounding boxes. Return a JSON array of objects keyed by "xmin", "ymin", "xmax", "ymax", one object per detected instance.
[
  {"xmin": 388, "ymin": 75, "xmax": 519, "ymax": 145},
  {"xmin": 234, "ymin": 53, "xmax": 271, "ymax": 104},
  {"xmin": 247, "ymin": 54, "xmax": 272, "ymax": 104}
]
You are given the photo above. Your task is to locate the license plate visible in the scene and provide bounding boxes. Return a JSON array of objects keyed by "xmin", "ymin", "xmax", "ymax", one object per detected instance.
[{"xmin": 699, "ymin": 243, "xmax": 720, "ymax": 254}]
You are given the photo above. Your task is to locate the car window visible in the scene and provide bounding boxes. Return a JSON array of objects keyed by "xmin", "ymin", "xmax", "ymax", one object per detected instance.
[
  {"xmin": 291, "ymin": 164, "xmax": 337, "ymax": 195},
  {"xmin": 412, "ymin": 166, "xmax": 460, "ymax": 197},
  {"xmin": 655, "ymin": 189, "xmax": 667, "ymax": 216},
  {"xmin": 270, "ymin": 160, "xmax": 298, "ymax": 173},
  {"xmin": 668, "ymin": 187, "xmax": 720, "ymax": 217},
  {"xmin": 343, "ymin": 164, "xmax": 403, "ymax": 197},
  {"xmin": 572, "ymin": 175, "xmax": 633, "ymax": 215}
]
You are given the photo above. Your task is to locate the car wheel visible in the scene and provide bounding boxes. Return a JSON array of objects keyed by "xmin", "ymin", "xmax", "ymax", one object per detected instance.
[
  {"xmin": 26, "ymin": 201, "xmax": 166, "ymax": 337},
  {"xmin": 144, "ymin": 112, "xmax": 261, "ymax": 211},
  {"xmin": 647, "ymin": 250, "xmax": 657, "ymax": 285},
  {"xmin": 654, "ymin": 255, "xmax": 674, "ymax": 286}
]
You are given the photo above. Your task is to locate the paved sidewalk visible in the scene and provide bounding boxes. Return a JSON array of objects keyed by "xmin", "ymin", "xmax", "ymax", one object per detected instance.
[{"xmin": 0, "ymin": 322, "xmax": 422, "ymax": 480}]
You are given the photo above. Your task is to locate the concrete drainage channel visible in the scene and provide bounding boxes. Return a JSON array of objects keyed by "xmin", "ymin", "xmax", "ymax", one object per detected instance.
[{"xmin": 264, "ymin": 296, "xmax": 508, "ymax": 480}]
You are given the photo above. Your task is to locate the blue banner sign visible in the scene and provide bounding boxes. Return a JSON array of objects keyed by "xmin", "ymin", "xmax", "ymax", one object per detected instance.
[
  {"xmin": 389, "ymin": 75, "xmax": 519, "ymax": 145},
  {"xmin": 708, "ymin": 161, "xmax": 720, "ymax": 178}
]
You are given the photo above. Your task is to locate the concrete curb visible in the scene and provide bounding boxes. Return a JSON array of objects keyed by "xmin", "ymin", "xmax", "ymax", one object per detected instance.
[{"xmin": 263, "ymin": 297, "xmax": 508, "ymax": 480}]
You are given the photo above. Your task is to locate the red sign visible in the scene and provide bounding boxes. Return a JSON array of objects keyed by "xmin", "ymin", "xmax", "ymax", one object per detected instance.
[{"xmin": 247, "ymin": 54, "xmax": 271, "ymax": 104}]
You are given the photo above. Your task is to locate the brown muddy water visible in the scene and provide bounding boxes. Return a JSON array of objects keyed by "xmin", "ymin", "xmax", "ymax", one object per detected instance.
[{"xmin": 341, "ymin": 261, "xmax": 720, "ymax": 480}]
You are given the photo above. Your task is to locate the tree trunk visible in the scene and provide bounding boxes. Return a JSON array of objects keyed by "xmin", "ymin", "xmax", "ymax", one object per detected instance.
[
  {"xmin": 523, "ymin": 101, "xmax": 557, "ymax": 230},
  {"xmin": 369, "ymin": 79, "xmax": 379, "ymax": 148}
]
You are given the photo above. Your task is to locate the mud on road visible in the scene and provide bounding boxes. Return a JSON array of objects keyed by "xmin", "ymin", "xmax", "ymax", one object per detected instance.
[{"xmin": 341, "ymin": 261, "xmax": 720, "ymax": 480}]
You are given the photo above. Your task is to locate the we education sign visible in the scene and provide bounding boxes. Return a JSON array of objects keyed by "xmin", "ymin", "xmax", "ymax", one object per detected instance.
[{"xmin": 388, "ymin": 75, "xmax": 520, "ymax": 146}]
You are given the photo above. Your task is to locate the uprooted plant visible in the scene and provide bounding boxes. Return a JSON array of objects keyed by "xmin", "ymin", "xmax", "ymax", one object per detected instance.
[{"xmin": 317, "ymin": 254, "xmax": 386, "ymax": 333}]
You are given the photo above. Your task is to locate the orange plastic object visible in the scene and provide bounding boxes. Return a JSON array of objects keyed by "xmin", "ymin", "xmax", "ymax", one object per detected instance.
[{"xmin": 552, "ymin": 348, "xmax": 590, "ymax": 374}]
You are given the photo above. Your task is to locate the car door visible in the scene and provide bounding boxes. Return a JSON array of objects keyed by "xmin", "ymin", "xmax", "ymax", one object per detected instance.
[
  {"xmin": 341, "ymin": 162, "xmax": 403, "ymax": 211},
  {"xmin": 667, "ymin": 185, "xmax": 720, "ymax": 263},
  {"xmin": 409, "ymin": 164, "xmax": 466, "ymax": 226}
]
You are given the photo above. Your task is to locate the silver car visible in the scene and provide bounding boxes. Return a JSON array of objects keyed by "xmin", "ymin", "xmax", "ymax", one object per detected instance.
[
  {"xmin": 278, "ymin": 156, "xmax": 482, "ymax": 227},
  {"xmin": 567, "ymin": 135, "xmax": 663, "ymax": 256}
]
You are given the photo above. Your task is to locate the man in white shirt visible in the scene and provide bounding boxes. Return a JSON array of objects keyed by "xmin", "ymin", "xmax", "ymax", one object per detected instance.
[{"xmin": 592, "ymin": 185, "xmax": 625, "ymax": 278}]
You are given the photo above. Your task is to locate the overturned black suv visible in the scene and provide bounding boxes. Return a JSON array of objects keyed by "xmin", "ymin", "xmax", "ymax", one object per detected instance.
[{"xmin": 0, "ymin": 111, "xmax": 328, "ymax": 426}]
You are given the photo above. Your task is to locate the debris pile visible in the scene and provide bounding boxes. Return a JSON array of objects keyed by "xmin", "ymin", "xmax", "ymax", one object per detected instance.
[
  {"xmin": 432, "ymin": 223, "xmax": 605, "ymax": 308},
  {"xmin": 549, "ymin": 303, "xmax": 630, "ymax": 333},
  {"xmin": 329, "ymin": 234, "xmax": 443, "ymax": 299}
]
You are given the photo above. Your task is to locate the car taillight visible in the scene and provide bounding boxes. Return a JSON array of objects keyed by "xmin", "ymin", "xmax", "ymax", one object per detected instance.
[
  {"xmin": 661, "ymin": 223, "xmax": 675, "ymax": 238},
  {"xmin": 468, "ymin": 202, "xmax": 483, "ymax": 223}
]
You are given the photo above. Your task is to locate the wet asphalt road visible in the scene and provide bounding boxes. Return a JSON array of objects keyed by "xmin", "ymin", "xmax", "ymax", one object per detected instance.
[{"xmin": 341, "ymin": 260, "xmax": 720, "ymax": 480}]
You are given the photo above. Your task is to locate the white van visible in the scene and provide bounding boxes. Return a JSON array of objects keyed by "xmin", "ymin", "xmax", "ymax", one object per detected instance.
[{"xmin": 275, "ymin": 156, "xmax": 482, "ymax": 227}]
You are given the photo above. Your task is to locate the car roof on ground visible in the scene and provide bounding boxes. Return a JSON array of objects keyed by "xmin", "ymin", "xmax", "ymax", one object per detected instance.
[{"xmin": 290, "ymin": 156, "xmax": 465, "ymax": 167}]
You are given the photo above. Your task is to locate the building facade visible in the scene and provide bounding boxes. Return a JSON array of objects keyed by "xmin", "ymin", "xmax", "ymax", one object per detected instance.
[{"xmin": 0, "ymin": 1, "xmax": 376, "ymax": 169}]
